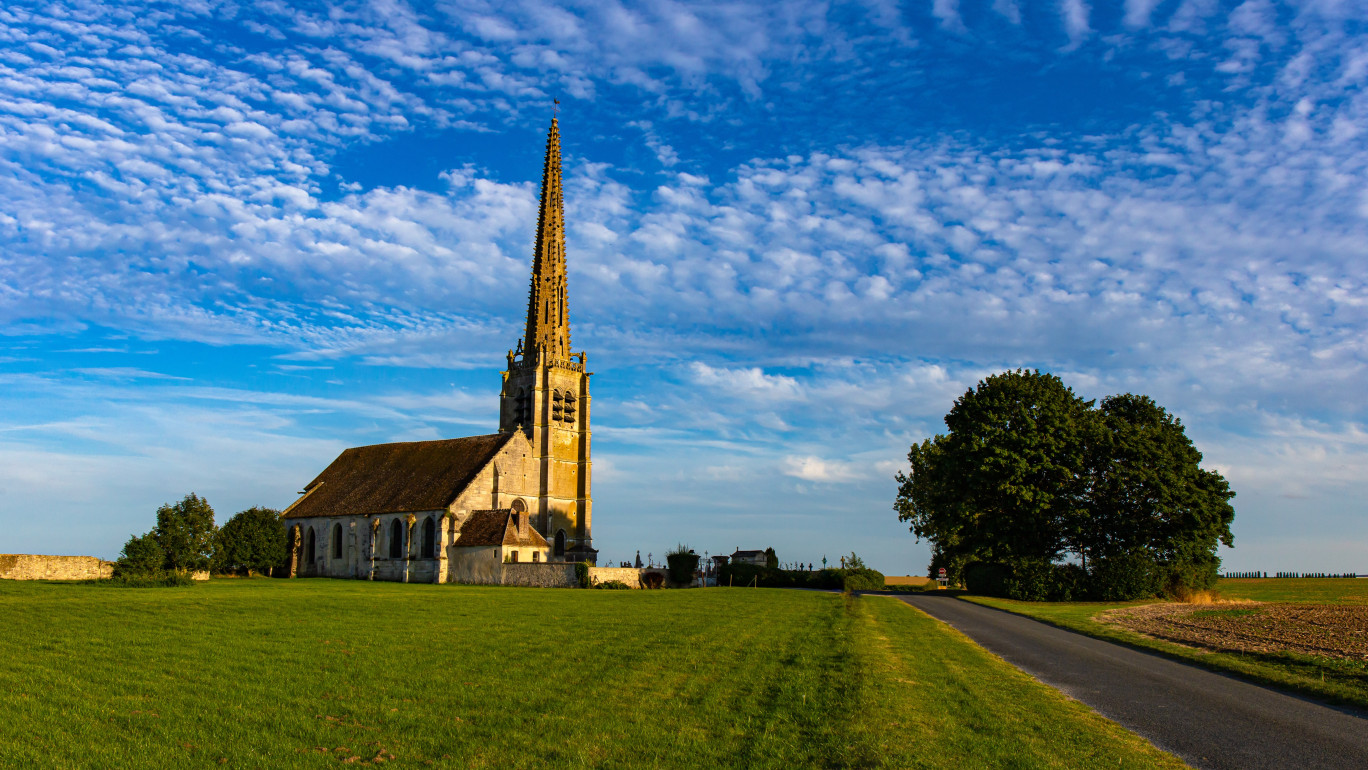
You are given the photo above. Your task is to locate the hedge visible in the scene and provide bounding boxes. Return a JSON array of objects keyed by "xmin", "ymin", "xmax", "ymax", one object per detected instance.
[
  {"xmin": 716, "ymin": 564, "xmax": 884, "ymax": 592},
  {"xmin": 964, "ymin": 556, "xmax": 1191, "ymax": 602}
]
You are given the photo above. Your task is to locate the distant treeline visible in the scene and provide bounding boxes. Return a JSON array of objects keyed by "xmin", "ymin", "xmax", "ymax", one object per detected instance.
[
  {"xmin": 1223, "ymin": 571, "xmax": 1361, "ymax": 579},
  {"xmin": 719, "ymin": 563, "xmax": 885, "ymax": 592}
]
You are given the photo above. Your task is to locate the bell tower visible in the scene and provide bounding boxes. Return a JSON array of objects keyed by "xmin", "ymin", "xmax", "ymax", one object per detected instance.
[{"xmin": 499, "ymin": 117, "xmax": 595, "ymax": 564}]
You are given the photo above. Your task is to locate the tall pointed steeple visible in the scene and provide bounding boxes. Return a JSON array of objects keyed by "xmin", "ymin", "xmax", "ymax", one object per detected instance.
[
  {"xmin": 523, "ymin": 117, "xmax": 571, "ymax": 363},
  {"xmin": 498, "ymin": 114, "xmax": 595, "ymax": 565}
]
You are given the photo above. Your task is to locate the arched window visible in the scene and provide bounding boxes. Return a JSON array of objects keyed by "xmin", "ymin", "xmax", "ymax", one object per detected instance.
[
  {"xmin": 332, "ymin": 523, "xmax": 343, "ymax": 559},
  {"xmin": 554, "ymin": 530, "xmax": 566, "ymax": 558},
  {"xmin": 421, "ymin": 516, "xmax": 436, "ymax": 559},
  {"xmin": 305, "ymin": 527, "xmax": 316, "ymax": 565},
  {"xmin": 389, "ymin": 518, "xmax": 404, "ymax": 559}
]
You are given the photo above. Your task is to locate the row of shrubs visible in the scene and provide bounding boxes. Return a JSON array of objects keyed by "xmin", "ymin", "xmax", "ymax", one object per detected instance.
[
  {"xmin": 1271, "ymin": 572, "xmax": 1359, "ymax": 579},
  {"xmin": 83, "ymin": 571, "xmax": 197, "ymax": 588},
  {"xmin": 717, "ymin": 562, "xmax": 885, "ymax": 592},
  {"xmin": 117, "ymin": 494, "xmax": 286, "ymax": 582},
  {"xmin": 1223, "ymin": 571, "xmax": 1360, "ymax": 579},
  {"xmin": 963, "ymin": 552, "xmax": 1218, "ymax": 602}
]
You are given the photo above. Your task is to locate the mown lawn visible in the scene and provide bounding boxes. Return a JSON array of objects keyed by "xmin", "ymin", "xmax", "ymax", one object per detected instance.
[
  {"xmin": 964, "ymin": 578, "xmax": 1368, "ymax": 712},
  {"xmin": 0, "ymin": 580, "xmax": 1184, "ymax": 769}
]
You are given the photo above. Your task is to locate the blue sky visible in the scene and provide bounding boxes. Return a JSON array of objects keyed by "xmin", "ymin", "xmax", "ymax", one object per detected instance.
[{"xmin": 2, "ymin": 0, "xmax": 1365, "ymax": 574}]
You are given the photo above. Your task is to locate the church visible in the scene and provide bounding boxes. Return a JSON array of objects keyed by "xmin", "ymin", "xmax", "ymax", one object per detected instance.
[{"xmin": 281, "ymin": 118, "xmax": 597, "ymax": 582}]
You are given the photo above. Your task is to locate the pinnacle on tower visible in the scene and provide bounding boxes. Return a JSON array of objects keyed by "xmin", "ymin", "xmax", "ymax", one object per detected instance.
[{"xmin": 523, "ymin": 117, "xmax": 572, "ymax": 363}]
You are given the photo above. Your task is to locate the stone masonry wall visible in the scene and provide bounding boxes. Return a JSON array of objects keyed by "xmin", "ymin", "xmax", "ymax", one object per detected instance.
[
  {"xmin": 438, "ymin": 564, "xmax": 658, "ymax": 588},
  {"xmin": 444, "ymin": 562, "xmax": 581, "ymax": 587},
  {"xmin": 587, "ymin": 566, "xmax": 644, "ymax": 588},
  {"xmin": 447, "ymin": 547, "xmax": 504, "ymax": 584},
  {"xmin": 499, "ymin": 563, "xmax": 577, "ymax": 587},
  {"xmin": 0, "ymin": 554, "xmax": 114, "ymax": 581}
]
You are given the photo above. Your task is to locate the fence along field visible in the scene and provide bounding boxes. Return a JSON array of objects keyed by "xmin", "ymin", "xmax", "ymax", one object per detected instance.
[{"xmin": 0, "ymin": 580, "xmax": 1186, "ymax": 769}]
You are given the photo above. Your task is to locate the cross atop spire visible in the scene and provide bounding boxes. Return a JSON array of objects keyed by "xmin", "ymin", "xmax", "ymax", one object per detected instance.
[{"xmin": 524, "ymin": 117, "xmax": 571, "ymax": 363}]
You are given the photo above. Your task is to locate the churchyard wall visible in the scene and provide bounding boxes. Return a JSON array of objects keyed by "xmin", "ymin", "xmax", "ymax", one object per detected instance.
[
  {"xmin": 587, "ymin": 566, "xmax": 643, "ymax": 588},
  {"xmin": 0, "ymin": 554, "xmax": 114, "ymax": 581},
  {"xmin": 447, "ymin": 546, "xmax": 503, "ymax": 584},
  {"xmin": 445, "ymin": 558, "xmax": 578, "ymax": 587},
  {"xmin": 502, "ymin": 563, "xmax": 578, "ymax": 587}
]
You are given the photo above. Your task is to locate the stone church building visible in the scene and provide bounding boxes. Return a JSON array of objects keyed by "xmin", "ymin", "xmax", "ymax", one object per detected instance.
[{"xmin": 281, "ymin": 118, "xmax": 597, "ymax": 582}]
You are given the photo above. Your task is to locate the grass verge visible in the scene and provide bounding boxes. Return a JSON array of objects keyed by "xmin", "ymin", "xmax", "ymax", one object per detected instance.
[
  {"xmin": 963, "ymin": 581, "xmax": 1368, "ymax": 712},
  {"xmin": 0, "ymin": 579, "xmax": 1185, "ymax": 768}
]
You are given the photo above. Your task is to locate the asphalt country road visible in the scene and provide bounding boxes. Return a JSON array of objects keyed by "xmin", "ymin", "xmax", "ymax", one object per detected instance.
[{"xmin": 898, "ymin": 594, "xmax": 1368, "ymax": 770}]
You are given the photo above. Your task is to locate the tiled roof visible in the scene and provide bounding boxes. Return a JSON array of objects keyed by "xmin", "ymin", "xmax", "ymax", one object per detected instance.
[
  {"xmin": 455, "ymin": 509, "xmax": 550, "ymax": 548},
  {"xmin": 284, "ymin": 434, "xmax": 512, "ymax": 519}
]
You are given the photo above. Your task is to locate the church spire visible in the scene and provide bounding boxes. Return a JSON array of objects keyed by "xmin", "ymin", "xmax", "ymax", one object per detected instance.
[{"xmin": 523, "ymin": 117, "xmax": 571, "ymax": 363}]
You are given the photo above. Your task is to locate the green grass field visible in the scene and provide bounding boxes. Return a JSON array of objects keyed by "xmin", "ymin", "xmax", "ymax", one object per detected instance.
[
  {"xmin": 0, "ymin": 579, "xmax": 1186, "ymax": 769},
  {"xmin": 1212, "ymin": 577, "xmax": 1368, "ymax": 604},
  {"xmin": 964, "ymin": 578, "xmax": 1368, "ymax": 712}
]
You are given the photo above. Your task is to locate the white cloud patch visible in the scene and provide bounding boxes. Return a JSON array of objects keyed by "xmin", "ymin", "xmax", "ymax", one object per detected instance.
[
  {"xmin": 1059, "ymin": 0, "xmax": 1092, "ymax": 46},
  {"xmin": 689, "ymin": 362, "xmax": 802, "ymax": 401},
  {"xmin": 782, "ymin": 455, "xmax": 861, "ymax": 482}
]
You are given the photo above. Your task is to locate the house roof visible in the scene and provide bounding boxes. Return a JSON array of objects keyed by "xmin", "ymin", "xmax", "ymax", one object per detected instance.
[
  {"xmin": 455, "ymin": 509, "xmax": 550, "ymax": 548},
  {"xmin": 284, "ymin": 434, "xmax": 513, "ymax": 519},
  {"xmin": 732, "ymin": 549, "xmax": 765, "ymax": 558}
]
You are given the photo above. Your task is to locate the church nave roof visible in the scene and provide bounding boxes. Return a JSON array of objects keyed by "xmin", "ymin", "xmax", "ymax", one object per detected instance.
[{"xmin": 284, "ymin": 433, "xmax": 513, "ymax": 519}]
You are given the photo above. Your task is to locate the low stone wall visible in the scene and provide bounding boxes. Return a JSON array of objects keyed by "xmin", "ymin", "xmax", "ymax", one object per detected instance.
[
  {"xmin": 446, "ymin": 549, "xmax": 502, "ymax": 585},
  {"xmin": 0, "ymin": 554, "xmax": 114, "ymax": 581},
  {"xmin": 501, "ymin": 563, "xmax": 578, "ymax": 588},
  {"xmin": 588, "ymin": 566, "xmax": 644, "ymax": 588}
]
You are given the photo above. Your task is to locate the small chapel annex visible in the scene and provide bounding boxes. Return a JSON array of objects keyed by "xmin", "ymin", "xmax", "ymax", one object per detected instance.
[{"xmin": 280, "ymin": 118, "xmax": 597, "ymax": 582}]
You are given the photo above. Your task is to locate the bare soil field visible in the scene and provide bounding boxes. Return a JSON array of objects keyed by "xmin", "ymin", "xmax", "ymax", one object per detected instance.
[
  {"xmin": 884, "ymin": 575, "xmax": 932, "ymax": 586},
  {"xmin": 1105, "ymin": 602, "xmax": 1368, "ymax": 661}
]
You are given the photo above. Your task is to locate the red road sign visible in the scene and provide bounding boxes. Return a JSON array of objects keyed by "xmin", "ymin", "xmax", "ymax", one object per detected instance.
[{"xmin": 938, "ymin": 567, "xmax": 947, "ymax": 578}]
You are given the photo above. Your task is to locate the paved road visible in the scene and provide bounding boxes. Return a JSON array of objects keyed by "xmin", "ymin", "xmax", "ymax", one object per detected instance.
[{"xmin": 898, "ymin": 594, "xmax": 1368, "ymax": 770}]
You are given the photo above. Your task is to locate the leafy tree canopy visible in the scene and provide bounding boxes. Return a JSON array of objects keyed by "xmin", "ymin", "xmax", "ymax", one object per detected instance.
[
  {"xmin": 214, "ymin": 506, "xmax": 285, "ymax": 575},
  {"xmin": 115, "ymin": 531, "xmax": 164, "ymax": 576},
  {"xmin": 153, "ymin": 493, "xmax": 217, "ymax": 572},
  {"xmin": 896, "ymin": 370, "xmax": 1234, "ymax": 600}
]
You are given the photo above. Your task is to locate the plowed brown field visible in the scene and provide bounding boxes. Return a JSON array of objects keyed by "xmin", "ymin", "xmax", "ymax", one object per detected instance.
[{"xmin": 1104, "ymin": 603, "xmax": 1368, "ymax": 661}]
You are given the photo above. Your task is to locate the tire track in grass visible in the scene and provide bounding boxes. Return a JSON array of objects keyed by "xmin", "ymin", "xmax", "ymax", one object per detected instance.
[
  {"xmin": 852, "ymin": 596, "xmax": 1189, "ymax": 769},
  {"xmin": 730, "ymin": 591, "xmax": 866, "ymax": 768}
]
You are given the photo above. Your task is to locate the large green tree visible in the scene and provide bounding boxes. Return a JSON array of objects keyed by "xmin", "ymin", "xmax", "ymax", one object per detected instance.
[
  {"xmin": 1077, "ymin": 394, "xmax": 1235, "ymax": 593},
  {"xmin": 896, "ymin": 371, "xmax": 1235, "ymax": 599},
  {"xmin": 896, "ymin": 370, "xmax": 1094, "ymax": 580},
  {"xmin": 114, "ymin": 531, "xmax": 165, "ymax": 576},
  {"xmin": 213, "ymin": 506, "xmax": 286, "ymax": 575},
  {"xmin": 153, "ymin": 493, "xmax": 218, "ymax": 572}
]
